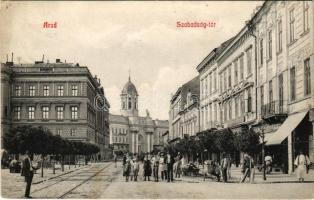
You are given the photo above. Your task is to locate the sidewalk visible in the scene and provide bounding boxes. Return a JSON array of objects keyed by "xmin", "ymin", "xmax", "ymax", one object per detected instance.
[
  {"xmin": 196, "ymin": 165, "xmax": 314, "ymax": 184},
  {"xmin": 1, "ymin": 164, "xmax": 90, "ymax": 198}
]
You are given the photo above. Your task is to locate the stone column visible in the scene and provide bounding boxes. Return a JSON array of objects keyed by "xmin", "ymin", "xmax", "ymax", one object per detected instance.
[
  {"xmin": 132, "ymin": 132, "xmax": 135, "ymax": 153},
  {"xmin": 147, "ymin": 133, "xmax": 150, "ymax": 152},
  {"xmin": 151, "ymin": 132, "xmax": 154, "ymax": 150},
  {"xmin": 288, "ymin": 133, "xmax": 293, "ymax": 174},
  {"xmin": 135, "ymin": 132, "xmax": 138, "ymax": 154}
]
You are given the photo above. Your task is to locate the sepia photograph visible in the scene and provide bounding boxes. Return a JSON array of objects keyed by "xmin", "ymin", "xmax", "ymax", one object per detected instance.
[{"xmin": 0, "ymin": 1, "xmax": 314, "ymax": 199}]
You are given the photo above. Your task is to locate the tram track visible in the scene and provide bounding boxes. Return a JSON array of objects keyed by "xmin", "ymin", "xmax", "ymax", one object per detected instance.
[{"xmin": 29, "ymin": 163, "xmax": 113, "ymax": 198}]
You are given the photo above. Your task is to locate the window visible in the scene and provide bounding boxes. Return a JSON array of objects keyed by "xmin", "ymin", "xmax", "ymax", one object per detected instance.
[
  {"xmin": 213, "ymin": 70, "xmax": 217, "ymax": 90},
  {"xmin": 224, "ymin": 103, "xmax": 228, "ymax": 122},
  {"xmin": 235, "ymin": 97, "xmax": 239, "ymax": 117},
  {"xmin": 304, "ymin": 58, "xmax": 311, "ymax": 96},
  {"xmin": 209, "ymin": 74, "xmax": 212, "ymax": 94},
  {"xmin": 234, "ymin": 60, "xmax": 238, "ymax": 85},
  {"xmin": 220, "ymin": 75, "xmax": 223, "ymax": 93},
  {"xmin": 260, "ymin": 85, "xmax": 264, "ymax": 106},
  {"xmin": 57, "ymin": 129, "xmax": 62, "ymax": 136},
  {"xmin": 205, "ymin": 76, "xmax": 208, "ymax": 95},
  {"xmin": 248, "ymin": 88, "xmax": 252, "ymax": 112},
  {"xmin": 15, "ymin": 85, "xmax": 21, "ymax": 96},
  {"xmin": 57, "ymin": 107, "xmax": 64, "ymax": 120},
  {"xmin": 240, "ymin": 56, "xmax": 244, "ymax": 80},
  {"xmin": 14, "ymin": 106, "xmax": 21, "ymax": 120},
  {"xmin": 29, "ymin": 85, "xmax": 35, "ymax": 96},
  {"xmin": 42, "ymin": 106, "xmax": 49, "ymax": 119},
  {"xmin": 71, "ymin": 85, "xmax": 78, "ymax": 96},
  {"xmin": 43, "ymin": 85, "xmax": 49, "ymax": 96},
  {"xmin": 303, "ymin": 1, "xmax": 309, "ymax": 32},
  {"xmin": 228, "ymin": 66, "xmax": 231, "ymax": 88},
  {"xmin": 28, "ymin": 106, "xmax": 35, "ymax": 119},
  {"xmin": 70, "ymin": 129, "xmax": 76, "ymax": 136},
  {"xmin": 134, "ymin": 98, "xmax": 137, "ymax": 109},
  {"xmin": 228, "ymin": 101, "xmax": 232, "ymax": 120},
  {"xmin": 224, "ymin": 71, "xmax": 227, "ymax": 91},
  {"xmin": 240, "ymin": 94, "xmax": 245, "ymax": 114},
  {"xmin": 71, "ymin": 106, "xmax": 78, "ymax": 119},
  {"xmin": 269, "ymin": 80, "xmax": 273, "ymax": 103},
  {"xmin": 57, "ymin": 85, "xmax": 64, "ymax": 96},
  {"xmin": 260, "ymin": 39, "xmax": 263, "ymax": 65},
  {"xmin": 128, "ymin": 97, "xmax": 131, "ymax": 109},
  {"xmin": 122, "ymin": 100, "xmax": 126, "ymax": 109},
  {"xmin": 279, "ymin": 74, "xmax": 284, "ymax": 111},
  {"xmin": 268, "ymin": 30, "xmax": 272, "ymax": 60},
  {"xmin": 290, "ymin": 67, "xmax": 296, "ymax": 101},
  {"xmin": 289, "ymin": 9, "xmax": 295, "ymax": 43},
  {"xmin": 246, "ymin": 48, "xmax": 252, "ymax": 75},
  {"xmin": 278, "ymin": 20, "xmax": 282, "ymax": 52}
]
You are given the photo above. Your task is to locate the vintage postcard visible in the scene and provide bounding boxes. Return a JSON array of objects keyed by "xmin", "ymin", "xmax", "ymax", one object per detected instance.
[{"xmin": 1, "ymin": 1, "xmax": 314, "ymax": 199}]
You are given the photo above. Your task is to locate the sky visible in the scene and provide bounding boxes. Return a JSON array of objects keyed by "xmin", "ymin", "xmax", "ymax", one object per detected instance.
[{"xmin": 0, "ymin": 1, "xmax": 263, "ymax": 120}]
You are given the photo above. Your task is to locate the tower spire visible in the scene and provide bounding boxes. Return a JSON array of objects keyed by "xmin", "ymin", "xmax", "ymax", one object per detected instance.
[{"xmin": 128, "ymin": 68, "xmax": 131, "ymax": 81}]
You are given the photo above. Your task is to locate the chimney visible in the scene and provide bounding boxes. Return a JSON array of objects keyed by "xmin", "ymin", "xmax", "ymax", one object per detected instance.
[
  {"xmin": 56, "ymin": 59, "xmax": 61, "ymax": 63},
  {"xmin": 11, "ymin": 52, "xmax": 13, "ymax": 62}
]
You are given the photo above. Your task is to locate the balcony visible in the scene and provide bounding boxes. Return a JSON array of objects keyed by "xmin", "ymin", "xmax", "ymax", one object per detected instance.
[{"xmin": 261, "ymin": 100, "xmax": 288, "ymax": 123}]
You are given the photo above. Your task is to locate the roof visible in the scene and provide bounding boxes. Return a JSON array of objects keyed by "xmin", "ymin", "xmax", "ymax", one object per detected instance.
[
  {"xmin": 109, "ymin": 114, "xmax": 129, "ymax": 124},
  {"xmin": 121, "ymin": 77, "xmax": 138, "ymax": 96},
  {"xmin": 196, "ymin": 37, "xmax": 235, "ymax": 72},
  {"xmin": 180, "ymin": 75, "xmax": 200, "ymax": 109},
  {"xmin": 170, "ymin": 75, "xmax": 200, "ymax": 107}
]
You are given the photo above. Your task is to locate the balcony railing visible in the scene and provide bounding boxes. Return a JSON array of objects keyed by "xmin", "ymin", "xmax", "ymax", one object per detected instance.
[{"xmin": 261, "ymin": 100, "xmax": 288, "ymax": 119}]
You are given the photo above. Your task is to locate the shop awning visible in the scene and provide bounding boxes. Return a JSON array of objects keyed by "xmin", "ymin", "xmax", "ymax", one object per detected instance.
[{"xmin": 266, "ymin": 111, "xmax": 308, "ymax": 145}]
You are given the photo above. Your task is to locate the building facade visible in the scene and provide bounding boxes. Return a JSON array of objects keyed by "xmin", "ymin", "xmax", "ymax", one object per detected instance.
[
  {"xmin": 196, "ymin": 1, "xmax": 314, "ymax": 174},
  {"xmin": 0, "ymin": 60, "xmax": 111, "ymax": 160},
  {"xmin": 169, "ymin": 76, "xmax": 200, "ymax": 141},
  {"xmin": 109, "ymin": 77, "xmax": 168, "ymax": 154}
]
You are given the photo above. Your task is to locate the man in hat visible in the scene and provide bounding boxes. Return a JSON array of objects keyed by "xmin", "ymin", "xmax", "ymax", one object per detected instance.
[
  {"xmin": 21, "ymin": 151, "xmax": 34, "ymax": 198},
  {"xmin": 165, "ymin": 151, "xmax": 175, "ymax": 182}
]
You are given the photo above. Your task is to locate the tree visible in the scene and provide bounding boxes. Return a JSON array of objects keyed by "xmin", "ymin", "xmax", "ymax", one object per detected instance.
[
  {"xmin": 214, "ymin": 128, "xmax": 236, "ymax": 155},
  {"xmin": 235, "ymin": 128, "xmax": 260, "ymax": 156}
]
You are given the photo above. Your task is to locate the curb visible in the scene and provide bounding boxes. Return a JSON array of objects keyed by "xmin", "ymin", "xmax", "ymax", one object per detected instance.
[{"xmin": 33, "ymin": 165, "xmax": 90, "ymax": 184}]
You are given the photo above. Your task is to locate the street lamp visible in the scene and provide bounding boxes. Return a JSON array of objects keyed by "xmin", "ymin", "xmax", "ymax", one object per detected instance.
[{"xmin": 261, "ymin": 127, "xmax": 266, "ymax": 181}]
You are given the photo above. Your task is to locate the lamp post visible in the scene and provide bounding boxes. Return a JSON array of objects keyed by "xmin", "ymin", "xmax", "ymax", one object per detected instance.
[{"xmin": 261, "ymin": 127, "xmax": 266, "ymax": 181}]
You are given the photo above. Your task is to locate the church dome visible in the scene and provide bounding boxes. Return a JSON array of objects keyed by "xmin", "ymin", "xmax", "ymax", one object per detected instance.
[{"xmin": 121, "ymin": 78, "xmax": 138, "ymax": 96}]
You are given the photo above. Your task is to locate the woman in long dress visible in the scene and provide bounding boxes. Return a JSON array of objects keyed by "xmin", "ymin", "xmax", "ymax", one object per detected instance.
[
  {"xmin": 143, "ymin": 155, "xmax": 152, "ymax": 181},
  {"xmin": 294, "ymin": 150, "xmax": 311, "ymax": 182}
]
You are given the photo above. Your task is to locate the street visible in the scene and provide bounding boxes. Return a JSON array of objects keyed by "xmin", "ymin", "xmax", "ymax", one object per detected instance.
[{"xmin": 1, "ymin": 162, "xmax": 314, "ymax": 199}]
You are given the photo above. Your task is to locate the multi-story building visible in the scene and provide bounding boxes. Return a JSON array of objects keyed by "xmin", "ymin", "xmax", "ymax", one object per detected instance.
[
  {"xmin": 196, "ymin": 1, "xmax": 313, "ymax": 174},
  {"xmin": 109, "ymin": 76, "xmax": 168, "ymax": 154},
  {"xmin": 0, "ymin": 59, "xmax": 111, "ymax": 160},
  {"xmin": 250, "ymin": 1, "xmax": 314, "ymax": 174},
  {"xmin": 169, "ymin": 76, "xmax": 200, "ymax": 141}
]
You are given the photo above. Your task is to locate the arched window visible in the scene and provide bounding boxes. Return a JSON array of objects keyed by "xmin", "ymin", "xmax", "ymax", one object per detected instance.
[
  {"xmin": 134, "ymin": 97, "xmax": 137, "ymax": 109},
  {"xmin": 128, "ymin": 97, "xmax": 132, "ymax": 109}
]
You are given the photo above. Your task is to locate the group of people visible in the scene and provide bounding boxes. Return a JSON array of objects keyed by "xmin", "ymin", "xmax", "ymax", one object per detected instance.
[{"xmin": 121, "ymin": 151, "xmax": 182, "ymax": 182}]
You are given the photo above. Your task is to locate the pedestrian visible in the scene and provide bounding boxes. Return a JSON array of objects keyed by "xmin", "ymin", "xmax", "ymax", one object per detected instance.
[
  {"xmin": 143, "ymin": 154, "xmax": 152, "ymax": 181},
  {"xmin": 159, "ymin": 152, "xmax": 167, "ymax": 181},
  {"xmin": 240, "ymin": 154, "xmax": 251, "ymax": 183},
  {"xmin": 114, "ymin": 153, "xmax": 117, "ymax": 168},
  {"xmin": 165, "ymin": 151, "xmax": 175, "ymax": 182},
  {"xmin": 294, "ymin": 150, "xmax": 311, "ymax": 182},
  {"xmin": 151, "ymin": 155, "xmax": 155, "ymax": 179},
  {"xmin": 227, "ymin": 154, "xmax": 232, "ymax": 179},
  {"xmin": 133, "ymin": 158, "xmax": 139, "ymax": 181},
  {"xmin": 21, "ymin": 151, "xmax": 36, "ymax": 198},
  {"xmin": 153, "ymin": 153, "xmax": 160, "ymax": 182},
  {"xmin": 265, "ymin": 154, "xmax": 272, "ymax": 174},
  {"xmin": 174, "ymin": 152, "xmax": 182, "ymax": 178},
  {"xmin": 221, "ymin": 153, "xmax": 228, "ymax": 182},
  {"xmin": 129, "ymin": 157, "xmax": 134, "ymax": 181},
  {"xmin": 124, "ymin": 156, "xmax": 131, "ymax": 182}
]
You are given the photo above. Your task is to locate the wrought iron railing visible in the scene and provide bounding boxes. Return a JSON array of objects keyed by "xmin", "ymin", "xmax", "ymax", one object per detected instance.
[{"xmin": 261, "ymin": 100, "xmax": 287, "ymax": 118}]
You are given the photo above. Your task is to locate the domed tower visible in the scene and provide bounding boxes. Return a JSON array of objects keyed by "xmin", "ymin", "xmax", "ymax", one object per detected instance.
[{"xmin": 120, "ymin": 75, "xmax": 139, "ymax": 117}]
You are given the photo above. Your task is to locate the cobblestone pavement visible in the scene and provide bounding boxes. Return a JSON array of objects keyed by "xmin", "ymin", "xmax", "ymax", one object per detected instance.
[{"xmin": 2, "ymin": 162, "xmax": 314, "ymax": 199}]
